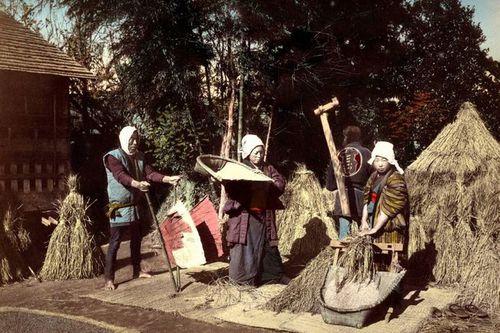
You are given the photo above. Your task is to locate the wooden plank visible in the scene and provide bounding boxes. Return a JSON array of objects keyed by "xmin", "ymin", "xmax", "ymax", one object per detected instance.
[
  {"xmin": 23, "ymin": 179, "xmax": 30, "ymax": 193},
  {"xmin": 47, "ymin": 179, "xmax": 54, "ymax": 192},
  {"xmin": 35, "ymin": 179, "xmax": 42, "ymax": 192},
  {"xmin": 10, "ymin": 179, "xmax": 18, "ymax": 192},
  {"xmin": 373, "ymin": 242, "xmax": 403, "ymax": 252}
]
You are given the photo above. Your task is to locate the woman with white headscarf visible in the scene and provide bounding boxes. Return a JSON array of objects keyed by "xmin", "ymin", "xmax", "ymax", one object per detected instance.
[
  {"xmin": 102, "ymin": 126, "xmax": 181, "ymax": 290},
  {"xmin": 223, "ymin": 134, "xmax": 290, "ymax": 285},
  {"xmin": 359, "ymin": 141, "xmax": 409, "ymax": 237}
]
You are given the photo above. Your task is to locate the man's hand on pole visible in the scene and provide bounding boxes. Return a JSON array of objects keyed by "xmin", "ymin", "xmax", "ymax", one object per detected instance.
[
  {"xmin": 163, "ymin": 175, "xmax": 182, "ymax": 185},
  {"xmin": 132, "ymin": 180, "xmax": 151, "ymax": 192}
]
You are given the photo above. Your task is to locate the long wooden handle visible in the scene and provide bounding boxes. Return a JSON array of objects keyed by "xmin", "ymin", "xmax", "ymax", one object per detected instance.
[
  {"xmin": 319, "ymin": 113, "xmax": 351, "ymax": 217},
  {"xmin": 134, "ymin": 158, "xmax": 180, "ymax": 292}
]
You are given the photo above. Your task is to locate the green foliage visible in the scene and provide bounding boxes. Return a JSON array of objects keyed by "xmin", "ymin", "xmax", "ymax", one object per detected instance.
[
  {"xmin": 142, "ymin": 106, "xmax": 199, "ymax": 174},
  {"xmin": 13, "ymin": 0, "xmax": 499, "ymax": 178}
]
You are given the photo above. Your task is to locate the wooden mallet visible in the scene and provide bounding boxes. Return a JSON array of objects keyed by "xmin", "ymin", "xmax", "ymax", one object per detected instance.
[{"xmin": 314, "ymin": 97, "xmax": 351, "ymax": 217}]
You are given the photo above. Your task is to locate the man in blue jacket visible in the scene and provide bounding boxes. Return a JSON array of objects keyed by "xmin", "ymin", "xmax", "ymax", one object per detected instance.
[{"xmin": 103, "ymin": 126, "xmax": 181, "ymax": 290}]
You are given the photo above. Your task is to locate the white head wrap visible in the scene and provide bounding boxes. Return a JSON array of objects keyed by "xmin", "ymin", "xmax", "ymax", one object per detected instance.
[
  {"xmin": 368, "ymin": 141, "xmax": 404, "ymax": 174},
  {"xmin": 241, "ymin": 134, "xmax": 264, "ymax": 160},
  {"xmin": 119, "ymin": 126, "xmax": 138, "ymax": 155}
]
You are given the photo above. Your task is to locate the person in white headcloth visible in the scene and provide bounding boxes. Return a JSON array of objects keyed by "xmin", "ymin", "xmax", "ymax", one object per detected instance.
[
  {"xmin": 223, "ymin": 134, "xmax": 290, "ymax": 285},
  {"xmin": 359, "ymin": 141, "xmax": 409, "ymax": 237},
  {"xmin": 102, "ymin": 126, "xmax": 181, "ymax": 290}
]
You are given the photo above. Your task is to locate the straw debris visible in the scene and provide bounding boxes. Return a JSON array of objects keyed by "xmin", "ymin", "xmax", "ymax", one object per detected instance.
[
  {"xmin": 277, "ymin": 164, "xmax": 337, "ymax": 260},
  {"xmin": 264, "ymin": 246, "xmax": 335, "ymax": 314},
  {"xmin": 406, "ymin": 102, "xmax": 500, "ymax": 311},
  {"xmin": 40, "ymin": 174, "xmax": 104, "ymax": 280}
]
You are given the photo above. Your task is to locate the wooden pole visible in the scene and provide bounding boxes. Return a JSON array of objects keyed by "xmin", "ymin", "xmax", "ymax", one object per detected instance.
[
  {"xmin": 264, "ymin": 110, "xmax": 273, "ymax": 162},
  {"xmin": 314, "ymin": 98, "xmax": 351, "ymax": 217}
]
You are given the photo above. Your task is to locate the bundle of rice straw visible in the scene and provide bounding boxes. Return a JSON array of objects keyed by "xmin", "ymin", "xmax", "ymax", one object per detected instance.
[
  {"xmin": 3, "ymin": 205, "xmax": 30, "ymax": 253},
  {"xmin": 40, "ymin": 175, "xmax": 104, "ymax": 280},
  {"xmin": 264, "ymin": 246, "xmax": 335, "ymax": 314},
  {"xmin": 0, "ymin": 205, "xmax": 30, "ymax": 285},
  {"xmin": 335, "ymin": 235, "xmax": 374, "ymax": 289},
  {"xmin": 406, "ymin": 102, "xmax": 500, "ymax": 311},
  {"xmin": 277, "ymin": 164, "xmax": 337, "ymax": 260}
]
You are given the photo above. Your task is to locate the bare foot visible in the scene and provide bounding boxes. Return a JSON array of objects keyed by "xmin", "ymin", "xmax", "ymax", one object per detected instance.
[
  {"xmin": 133, "ymin": 271, "xmax": 152, "ymax": 279},
  {"xmin": 103, "ymin": 280, "xmax": 116, "ymax": 290}
]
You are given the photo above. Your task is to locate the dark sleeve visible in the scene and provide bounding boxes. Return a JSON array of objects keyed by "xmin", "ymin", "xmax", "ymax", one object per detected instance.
[
  {"xmin": 105, "ymin": 155, "xmax": 133, "ymax": 186},
  {"xmin": 266, "ymin": 164, "xmax": 286, "ymax": 195},
  {"xmin": 144, "ymin": 164, "xmax": 166, "ymax": 183},
  {"xmin": 325, "ymin": 161, "xmax": 337, "ymax": 191}
]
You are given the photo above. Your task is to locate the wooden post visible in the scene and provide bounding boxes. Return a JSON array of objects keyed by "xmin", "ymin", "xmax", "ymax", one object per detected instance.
[{"xmin": 314, "ymin": 98, "xmax": 351, "ymax": 217}]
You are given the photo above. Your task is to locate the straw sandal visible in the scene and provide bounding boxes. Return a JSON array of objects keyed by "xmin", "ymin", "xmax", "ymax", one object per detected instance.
[
  {"xmin": 464, "ymin": 304, "xmax": 488, "ymax": 318},
  {"xmin": 448, "ymin": 304, "xmax": 469, "ymax": 319}
]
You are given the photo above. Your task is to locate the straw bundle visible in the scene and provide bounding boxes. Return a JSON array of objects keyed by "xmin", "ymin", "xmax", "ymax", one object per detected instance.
[
  {"xmin": 40, "ymin": 175, "xmax": 103, "ymax": 280},
  {"xmin": 277, "ymin": 164, "xmax": 336, "ymax": 260},
  {"xmin": 336, "ymin": 236, "xmax": 374, "ymax": 289},
  {"xmin": 406, "ymin": 102, "xmax": 500, "ymax": 311},
  {"xmin": 3, "ymin": 206, "xmax": 30, "ymax": 252},
  {"xmin": 264, "ymin": 246, "xmax": 335, "ymax": 314},
  {"xmin": 0, "ymin": 206, "xmax": 29, "ymax": 285}
]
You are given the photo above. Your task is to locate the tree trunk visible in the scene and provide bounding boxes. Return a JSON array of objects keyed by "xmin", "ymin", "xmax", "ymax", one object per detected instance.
[
  {"xmin": 237, "ymin": 74, "xmax": 244, "ymax": 162},
  {"xmin": 218, "ymin": 75, "xmax": 236, "ymax": 220}
]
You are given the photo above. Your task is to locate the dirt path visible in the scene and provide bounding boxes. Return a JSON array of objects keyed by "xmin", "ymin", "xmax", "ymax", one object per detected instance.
[{"xmin": 0, "ymin": 238, "xmax": 275, "ymax": 333}]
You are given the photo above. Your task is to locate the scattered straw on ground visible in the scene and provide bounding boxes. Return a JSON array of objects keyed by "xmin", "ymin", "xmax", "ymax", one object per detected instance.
[
  {"xmin": 203, "ymin": 276, "xmax": 279, "ymax": 310},
  {"xmin": 264, "ymin": 246, "xmax": 335, "ymax": 314}
]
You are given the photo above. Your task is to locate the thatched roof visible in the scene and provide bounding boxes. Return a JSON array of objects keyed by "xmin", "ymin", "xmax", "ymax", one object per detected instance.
[
  {"xmin": 407, "ymin": 102, "xmax": 500, "ymax": 177},
  {"xmin": 0, "ymin": 11, "xmax": 94, "ymax": 79}
]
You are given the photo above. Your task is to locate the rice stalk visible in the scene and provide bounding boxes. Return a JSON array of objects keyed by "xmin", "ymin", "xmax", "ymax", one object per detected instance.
[
  {"xmin": 204, "ymin": 276, "xmax": 257, "ymax": 308},
  {"xmin": 336, "ymin": 235, "xmax": 375, "ymax": 289}
]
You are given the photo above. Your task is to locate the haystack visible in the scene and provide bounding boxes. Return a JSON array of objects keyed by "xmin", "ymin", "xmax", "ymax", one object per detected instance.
[
  {"xmin": 406, "ymin": 102, "xmax": 500, "ymax": 311},
  {"xmin": 277, "ymin": 164, "xmax": 337, "ymax": 261},
  {"xmin": 40, "ymin": 175, "xmax": 104, "ymax": 280}
]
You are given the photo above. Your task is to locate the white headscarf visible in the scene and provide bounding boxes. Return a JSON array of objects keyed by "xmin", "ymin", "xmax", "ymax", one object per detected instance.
[
  {"xmin": 119, "ymin": 126, "xmax": 137, "ymax": 155},
  {"xmin": 368, "ymin": 141, "xmax": 404, "ymax": 174},
  {"xmin": 241, "ymin": 134, "xmax": 264, "ymax": 160}
]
